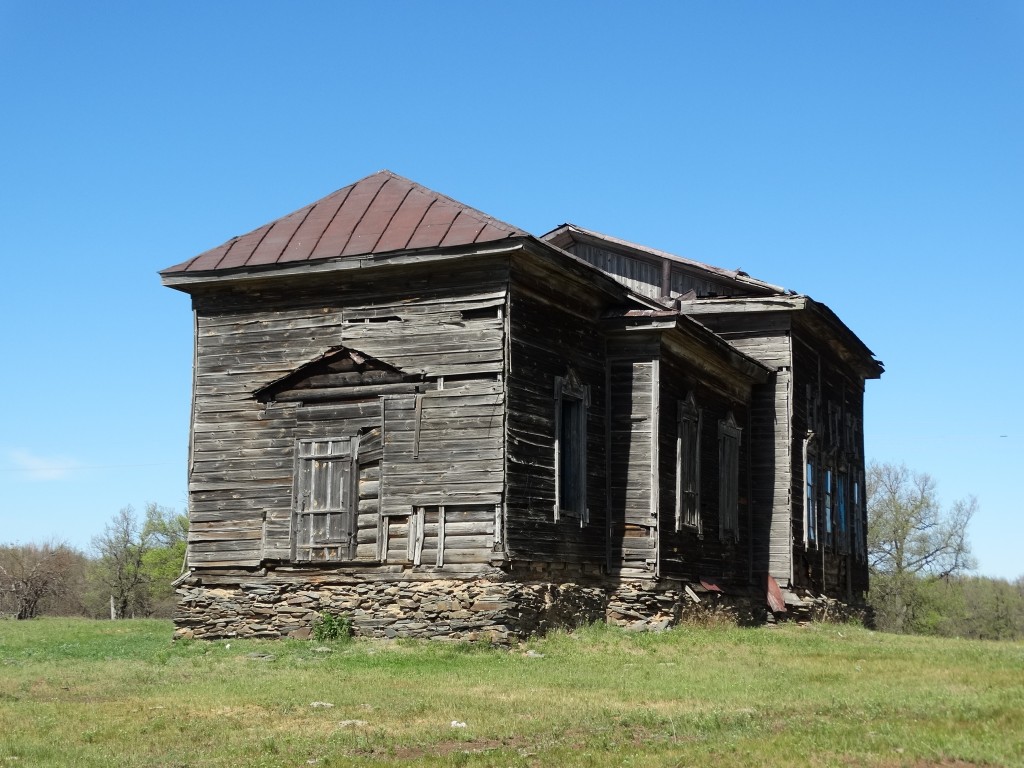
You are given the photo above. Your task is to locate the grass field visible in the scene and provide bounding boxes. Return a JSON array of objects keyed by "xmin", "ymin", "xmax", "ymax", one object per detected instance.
[{"xmin": 1, "ymin": 618, "xmax": 1022, "ymax": 767}]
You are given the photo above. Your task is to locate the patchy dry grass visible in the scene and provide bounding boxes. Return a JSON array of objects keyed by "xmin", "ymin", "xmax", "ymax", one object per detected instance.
[{"xmin": 1, "ymin": 618, "xmax": 1022, "ymax": 766}]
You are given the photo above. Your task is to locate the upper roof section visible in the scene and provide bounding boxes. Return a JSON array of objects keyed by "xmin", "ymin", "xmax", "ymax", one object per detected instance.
[
  {"xmin": 541, "ymin": 223, "xmax": 788, "ymax": 302},
  {"xmin": 161, "ymin": 170, "xmax": 528, "ymax": 276}
]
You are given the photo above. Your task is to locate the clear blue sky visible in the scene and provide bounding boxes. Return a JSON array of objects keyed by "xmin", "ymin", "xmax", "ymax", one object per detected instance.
[{"xmin": 2, "ymin": 2, "xmax": 1021, "ymax": 579}]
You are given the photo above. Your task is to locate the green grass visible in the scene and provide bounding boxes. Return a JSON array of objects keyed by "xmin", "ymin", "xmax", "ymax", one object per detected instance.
[{"xmin": 1, "ymin": 618, "xmax": 1022, "ymax": 767}]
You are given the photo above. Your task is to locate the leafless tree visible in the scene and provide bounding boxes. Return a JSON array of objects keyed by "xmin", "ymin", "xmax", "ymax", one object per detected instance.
[
  {"xmin": 91, "ymin": 506, "xmax": 153, "ymax": 619},
  {"xmin": 0, "ymin": 541, "xmax": 82, "ymax": 619}
]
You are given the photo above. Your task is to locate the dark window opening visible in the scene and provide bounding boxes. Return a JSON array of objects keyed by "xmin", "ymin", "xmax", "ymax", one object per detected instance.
[
  {"xmin": 718, "ymin": 412, "xmax": 741, "ymax": 541},
  {"xmin": 554, "ymin": 372, "xmax": 589, "ymax": 523},
  {"xmin": 676, "ymin": 394, "xmax": 702, "ymax": 533}
]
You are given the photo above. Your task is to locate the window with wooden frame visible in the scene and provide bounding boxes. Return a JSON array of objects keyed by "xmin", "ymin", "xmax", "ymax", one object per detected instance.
[
  {"xmin": 853, "ymin": 473, "xmax": 865, "ymax": 560},
  {"xmin": 554, "ymin": 372, "xmax": 589, "ymax": 523},
  {"xmin": 675, "ymin": 393, "xmax": 702, "ymax": 533},
  {"xmin": 836, "ymin": 470, "xmax": 849, "ymax": 554},
  {"xmin": 718, "ymin": 412, "xmax": 741, "ymax": 541},
  {"xmin": 824, "ymin": 467, "xmax": 834, "ymax": 548},
  {"xmin": 804, "ymin": 440, "xmax": 818, "ymax": 549},
  {"xmin": 292, "ymin": 437, "xmax": 356, "ymax": 562}
]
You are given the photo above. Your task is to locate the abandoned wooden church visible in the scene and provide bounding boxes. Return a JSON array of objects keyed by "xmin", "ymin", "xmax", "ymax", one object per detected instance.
[{"xmin": 161, "ymin": 170, "xmax": 882, "ymax": 641}]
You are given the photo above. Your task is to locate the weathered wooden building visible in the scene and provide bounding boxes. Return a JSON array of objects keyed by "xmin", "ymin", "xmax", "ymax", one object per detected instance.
[{"xmin": 161, "ymin": 171, "xmax": 881, "ymax": 641}]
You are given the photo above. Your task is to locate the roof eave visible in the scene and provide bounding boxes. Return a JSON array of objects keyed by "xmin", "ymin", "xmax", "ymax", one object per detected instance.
[{"xmin": 159, "ymin": 238, "xmax": 530, "ymax": 292}]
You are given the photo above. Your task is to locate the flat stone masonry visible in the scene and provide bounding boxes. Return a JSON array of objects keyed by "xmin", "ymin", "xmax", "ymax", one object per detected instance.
[
  {"xmin": 172, "ymin": 573, "xmax": 845, "ymax": 643},
  {"xmin": 173, "ymin": 578, "xmax": 609, "ymax": 644}
]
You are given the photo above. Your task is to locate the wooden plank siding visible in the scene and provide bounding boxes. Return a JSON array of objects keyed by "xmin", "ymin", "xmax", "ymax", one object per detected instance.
[
  {"xmin": 693, "ymin": 312, "xmax": 795, "ymax": 586},
  {"xmin": 185, "ymin": 260, "xmax": 510, "ymax": 569},
  {"xmin": 606, "ymin": 348, "xmax": 658, "ymax": 576},
  {"xmin": 791, "ymin": 328, "xmax": 869, "ymax": 599},
  {"xmin": 504, "ymin": 266, "xmax": 609, "ymax": 565},
  {"xmin": 566, "ymin": 241, "xmax": 756, "ymax": 301},
  {"xmin": 654, "ymin": 350, "xmax": 754, "ymax": 585}
]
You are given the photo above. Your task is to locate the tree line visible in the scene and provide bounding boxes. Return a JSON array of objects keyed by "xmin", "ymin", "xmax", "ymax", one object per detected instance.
[{"xmin": 0, "ymin": 503, "xmax": 186, "ymax": 620}]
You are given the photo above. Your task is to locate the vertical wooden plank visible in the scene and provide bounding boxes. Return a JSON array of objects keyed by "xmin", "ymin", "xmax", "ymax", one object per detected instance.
[
  {"xmin": 412, "ymin": 506, "xmax": 425, "ymax": 565},
  {"xmin": 436, "ymin": 505, "xmax": 446, "ymax": 566},
  {"xmin": 413, "ymin": 393, "xmax": 423, "ymax": 459}
]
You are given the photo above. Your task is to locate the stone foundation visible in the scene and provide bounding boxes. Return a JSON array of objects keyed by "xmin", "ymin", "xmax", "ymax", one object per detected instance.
[
  {"xmin": 173, "ymin": 578, "xmax": 609, "ymax": 644},
  {"xmin": 172, "ymin": 570, "xmax": 778, "ymax": 643}
]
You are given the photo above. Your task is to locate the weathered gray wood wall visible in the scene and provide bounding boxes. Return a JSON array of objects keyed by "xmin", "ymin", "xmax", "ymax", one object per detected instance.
[
  {"xmin": 606, "ymin": 338, "xmax": 659, "ymax": 577},
  {"xmin": 504, "ymin": 263, "xmax": 609, "ymax": 566},
  {"xmin": 187, "ymin": 260, "xmax": 509, "ymax": 572},
  {"xmin": 655, "ymin": 349, "xmax": 753, "ymax": 584},
  {"xmin": 690, "ymin": 311, "xmax": 794, "ymax": 586},
  {"xmin": 791, "ymin": 327, "xmax": 869, "ymax": 597},
  {"xmin": 564, "ymin": 241, "xmax": 752, "ymax": 301}
]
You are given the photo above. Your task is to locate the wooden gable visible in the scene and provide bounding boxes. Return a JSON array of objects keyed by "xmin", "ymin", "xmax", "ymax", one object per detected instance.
[{"xmin": 255, "ymin": 346, "xmax": 423, "ymax": 404}]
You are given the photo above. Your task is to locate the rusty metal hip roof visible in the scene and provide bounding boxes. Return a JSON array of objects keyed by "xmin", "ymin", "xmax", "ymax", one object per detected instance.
[{"xmin": 160, "ymin": 170, "xmax": 528, "ymax": 275}]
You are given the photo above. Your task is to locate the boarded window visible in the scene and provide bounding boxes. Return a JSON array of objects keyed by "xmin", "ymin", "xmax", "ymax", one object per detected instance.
[
  {"xmin": 554, "ymin": 372, "xmax": 589, "ymax": 523},
  {"xmin": 293, "ymin": 437, "xmax": 356, "ymax": 562},
  {"xmin": 384, "ymin": 503, "xmax": 498, "ymax": 566},
  {"xmin": 718, "ymin": 412, "xmax": 741, "ymax": 541},
  {"xmin": 675, "ymin": 394, "xmax": 702, "ymax": 533}
]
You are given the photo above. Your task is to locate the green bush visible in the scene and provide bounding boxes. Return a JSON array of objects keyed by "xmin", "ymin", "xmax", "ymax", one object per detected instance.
[{"xmin": 311, "ymin": 611, "xmax": 352, "ymax": 642}]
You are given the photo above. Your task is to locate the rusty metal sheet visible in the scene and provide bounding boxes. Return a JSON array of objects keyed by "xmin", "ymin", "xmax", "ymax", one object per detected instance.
[
  {"xmin": 373, "ymin": 186, "xmax": 435, "ymax": 253},
  {"xmin": 440, "ymin": 211, "xmax": 487, "ymax": 247},
  {"xmin": 310, "ymin": 172, "xmax": 389, "ymax": 260},
  {"xmin": 214, "ymin": 222, "xmax": 272, "ymax": 270},
  {"xmin": 280, "ymin": 188, "xmax": 350, "ymax": 263},
  {"xmin": 247, "ymin": 207, "xmax": 313, "ymax": 266},
  {"xmin": 405, "ymin": 200, "xmax": 460, "ymax": 250},
  {"xmin": 341, "ymin": 180, "xmax": 411, "ymax": 257},
  {"xmin": 766, "ymin": 574, "xmax": 787, "ymax": 613},
  {"xmin": 699, "ymin": 576, "xmax": 724, "ymax": 593}
]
